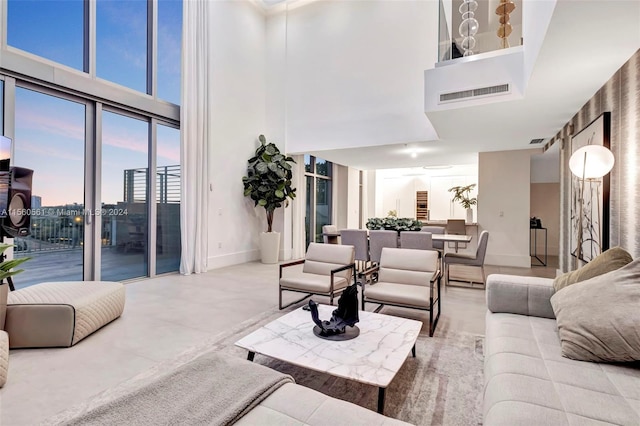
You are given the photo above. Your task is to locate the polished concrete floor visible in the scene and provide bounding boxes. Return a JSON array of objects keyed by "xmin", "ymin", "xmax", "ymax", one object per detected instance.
[{"xmin": 0, "ymin": 257, "xmax": 558, "ymax": 425}]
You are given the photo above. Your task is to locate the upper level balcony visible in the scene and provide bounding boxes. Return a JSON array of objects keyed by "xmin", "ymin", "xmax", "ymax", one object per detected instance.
[{"xmin": 438, "ymin": 0, "xmax": 523, "ymax": 62}]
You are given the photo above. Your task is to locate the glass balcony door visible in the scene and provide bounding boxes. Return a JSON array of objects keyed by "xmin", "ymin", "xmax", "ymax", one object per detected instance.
[
  {"xmin": 12, "ymin": 86, "xmax": 95, "ymax": 288},
  {"xmin": 100, "ymin": 110, "xmax": 149, "ymax": 281}
]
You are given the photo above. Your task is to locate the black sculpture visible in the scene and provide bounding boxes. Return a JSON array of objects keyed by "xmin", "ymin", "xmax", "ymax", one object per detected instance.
[{"xmin": 309, "ymin": 283, "xmax": 359, "ymax": 339}]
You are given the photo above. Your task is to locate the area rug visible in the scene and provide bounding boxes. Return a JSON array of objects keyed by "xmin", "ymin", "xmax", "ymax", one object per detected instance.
[{"xmin": 45, "ymin": 308, "xmax": 484, "ymax": 426}]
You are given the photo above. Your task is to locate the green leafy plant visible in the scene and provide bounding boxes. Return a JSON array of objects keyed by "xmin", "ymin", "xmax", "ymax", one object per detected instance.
[
  {"xmin": 242, "ymin": 135, "xmax": 297, "ymax": 233},
  {"xmin": 0, "ymin": 243, "xmax": 30, "ymax": 282},
  {"xmin": 366, "ymin": 217, "xmax": 423, "ymax": 232},
  {"xmin": 448, "ymin": 184, "xmax": 477, "ymax": 209}
]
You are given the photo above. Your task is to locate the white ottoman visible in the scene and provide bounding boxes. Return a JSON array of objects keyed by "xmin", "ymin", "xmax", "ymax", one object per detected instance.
[
  {"xmin": 5, "ymin": 281, "xmax": 125, "ymax": 348},
  {"xmin": 0, "ymin": 330, "xmax": 8, "ymax": 387}
]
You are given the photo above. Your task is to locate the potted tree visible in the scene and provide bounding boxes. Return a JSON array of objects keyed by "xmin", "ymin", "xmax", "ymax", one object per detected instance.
[
  {"xmin": 242, "ymin": 135, "xmax": 296, "ymax": 264},
  {"xmin": 448, "ymin": 183, "xmax": 477, "ymax": 223}
]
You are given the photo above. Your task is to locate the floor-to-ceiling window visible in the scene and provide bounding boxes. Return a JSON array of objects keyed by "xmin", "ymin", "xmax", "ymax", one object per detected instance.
[
  {"xmin": 13, "ymin": 88, "xmax": 86, "ymax": 285},
  {"xmin": 0, "ymin": 81, "xmax": 3, "ymax": 132},
  {"xmin": 304, "ymin": 155, "xmax": 333, "ymax": 247},
  {"xmin": 7, "ymin": 0, "xmax": 84, "ymax": 70},
  {"xmin": 156, "ymin": 124, "xmax": 180, "ymax": 274},
  {"xmin": 2, "ymin": 0, "xmax": 182, "ymax": 288},
  {"xmin": 101, "ymin": 111, "xmax": 149, "ymax": 281},
  {"xmin": 158, "ymin": 0, "xmax": 183, "ymax": 104},
  {"xmin": 97, "ymin": 0, "xmax": 147, "ymax": 92}
]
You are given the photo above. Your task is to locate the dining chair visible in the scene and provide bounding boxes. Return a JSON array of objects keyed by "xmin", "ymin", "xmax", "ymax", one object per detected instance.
[
  {"xmin": 443, "ymin": 230, "xmax": 489, "ymax": 288},
  {"xmin": 446, "ymin": 219, "xmax": 467, "ymax": 252},
  {"xmin": 369, "ymin": 230, "xmax": 398, "ymax": 265},
  {"xmin": 322, "ymin": 225, "xmax": 338, "ymax": 244},
  {"xmin": 421, "ymin": 226, "xmax": 445, "ymax": 251},
  {"xmin": 400, "ymin": 231, "xmax": 433, "ymax": 251},
  {"xmin": 278, "ymin": 243, "xmax": 356, "ymax": 309},
  {"xmin": 339, "ymin": 229, "xmax": 370, "ymax": 272}
]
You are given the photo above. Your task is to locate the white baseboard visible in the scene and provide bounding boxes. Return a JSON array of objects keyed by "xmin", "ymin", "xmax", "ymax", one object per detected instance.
[
  {"xmin": 207, "ymin": 249, "xmax": 260, "ymax": 270},
  {"xmin": 485, "ymin": 254, "xmax": 531, "ymax": 268}
]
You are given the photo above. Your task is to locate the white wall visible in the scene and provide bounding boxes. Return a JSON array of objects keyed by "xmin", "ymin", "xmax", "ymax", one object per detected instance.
[
  {"xmin": 207, "ymin": 1, "xmax": 268, "ymax": 269},
  {"xmin": 280, "ymin": 0, "xmax": 440, "ymax": 153},
  {"xmin": 531, "ymin": 147, "xmax": 559, "ymax": 183},
  {"xmin": 335, "ymin": 164, "xmax": 349, "ymax": 231},
  {"xmin": 531, "ymin": 183, "xmax": 560, "ymax": 256},
  {"xmin": 478, "ymin": 149, "xmax": 537, "ymax": 267},
  {"xmin": 374, "ymin": 166, "xmax": 478, "ymax": 220},
  {"xmin": 334, "ymin": 165, "xmax": 364, "ymax": 230},
  {"xmin": 347, "ymin": 167, "xmax": 360, "ymax": 228}
]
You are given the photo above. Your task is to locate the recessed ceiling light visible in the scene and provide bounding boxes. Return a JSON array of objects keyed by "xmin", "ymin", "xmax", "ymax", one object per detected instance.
[
  {"xmin": 423, "ymin": 165, "xmax": 453, "ymax": 170},
  {"xmin": 411, "ymin": 152, "xmax": 417, "ymax": 158}
]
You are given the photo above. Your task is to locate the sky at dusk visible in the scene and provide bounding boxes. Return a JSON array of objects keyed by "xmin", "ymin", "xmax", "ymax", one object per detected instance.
[{"xmin": 6, "ymin": 0, "xmax": 182, "ymax": 207}]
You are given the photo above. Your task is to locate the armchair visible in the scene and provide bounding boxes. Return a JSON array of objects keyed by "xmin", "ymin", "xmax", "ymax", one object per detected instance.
[
  {"xmin": 361, "ymin": 248, "xmax": 441, "ymax": 336},
  {"xmin": 279, "ymin": 243, "xmax": 356, "ymax": 310}
]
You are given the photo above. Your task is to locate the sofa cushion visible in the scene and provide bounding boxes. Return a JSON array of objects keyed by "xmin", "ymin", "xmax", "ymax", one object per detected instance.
[
  {"xmin": 237, "ymin": 382, "xmax": 410, "ymax": 426},
  {"xmin": 553, "ymin": 246, "xmax": 632, "ymax": 291},
  {"xmin": 550, "ymin": 259, "xmax": 640, "ymax": 362},
  {"xmin": 484, "ymin": 312, "xmax": 640, "ymax": 425}
]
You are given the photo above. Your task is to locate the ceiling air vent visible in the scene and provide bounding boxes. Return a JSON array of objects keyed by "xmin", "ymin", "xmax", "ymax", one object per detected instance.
[
  {"xmin": 439, "ymin": 83, "xmax": 510, "ymax": 104},
  {"xmin": 529, "ymin": 138, "xmax": 545, "ymax": 144}
]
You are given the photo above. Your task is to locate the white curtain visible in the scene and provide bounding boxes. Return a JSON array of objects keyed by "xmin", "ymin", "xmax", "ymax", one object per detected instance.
[
  {"xmin": 180, "ymin": 0, "xmax": 210, "ymax": 274},
  {"xmin": 291, "ymin": 155, "xmax": 306, "ymax": 259}
]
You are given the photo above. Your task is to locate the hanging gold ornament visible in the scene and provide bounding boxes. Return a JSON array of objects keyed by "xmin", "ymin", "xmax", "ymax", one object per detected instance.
[{"xmin": 496, "ymin": 0, "xmax": 516, "ymax": 49}]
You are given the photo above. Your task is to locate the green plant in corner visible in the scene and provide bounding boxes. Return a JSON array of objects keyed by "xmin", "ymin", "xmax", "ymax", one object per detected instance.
[
  {"xmin": 242, "ymin": 135, "xmax": 297, "ymax": 233},
  {"xmin": 0, "ymin": 243, "xmax": 30, "ymax": 283},
  {"xmin": 448, "ymin": 184, "xmax": 477, "ymax": 209}
]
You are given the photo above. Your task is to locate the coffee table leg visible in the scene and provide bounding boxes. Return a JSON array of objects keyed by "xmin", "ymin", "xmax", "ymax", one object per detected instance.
[
  {"xmin": 412, "ymin": 344, "xmax": 416, "ymax": 358},
  {"xmin": 377, "ymin": 387, "xmax": 386, "ymax": 414},
  {"xmin": 247, "ymin": 351, "xmax": 255, "ymax": 362}
]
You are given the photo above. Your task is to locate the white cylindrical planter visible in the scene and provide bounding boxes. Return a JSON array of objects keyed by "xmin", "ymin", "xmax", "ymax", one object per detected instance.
[
  {"xmin": 260, "ymin": 232, "xmax": 281, "ymax": 264},
  {"xmin": 466, "ymin": 208, "xmax": 473, "ymax": 224}
]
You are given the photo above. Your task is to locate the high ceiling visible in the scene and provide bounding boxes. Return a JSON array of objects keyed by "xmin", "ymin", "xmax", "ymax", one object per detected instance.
[{"xmin": 301, "ymin": 0, "xmax": 640, "ymax": 171}]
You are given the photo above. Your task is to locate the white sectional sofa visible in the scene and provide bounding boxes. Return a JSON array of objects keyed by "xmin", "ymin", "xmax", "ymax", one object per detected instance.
[{"xmin": 484, "ymin": 274, "xmax": 640, "ymax": 425}]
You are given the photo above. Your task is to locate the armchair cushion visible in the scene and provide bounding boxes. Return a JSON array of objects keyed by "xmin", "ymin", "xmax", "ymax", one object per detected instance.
[
  {"xmin": 280, "ymin": 272, "xmax": 349, "ymax": 294},
  {"xmin": 302, "ymin": 243, "xmax": 355, "ymax": 280},
  {"xmin": 365, "ymin": 282, "xmax": 432, "ymax": 309},
  {"xmin": 378, "ymin": 248, "xmax": 438, "ymax": 287},
  {"xmin": 443, "ymin": 252, "xmax": 477, "ymax": 265}
]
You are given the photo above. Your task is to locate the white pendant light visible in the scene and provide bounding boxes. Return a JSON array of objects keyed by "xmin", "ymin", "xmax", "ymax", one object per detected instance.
[{"xmin": 569, "ymin": 145, "xmax": 615, "ymax": 179}]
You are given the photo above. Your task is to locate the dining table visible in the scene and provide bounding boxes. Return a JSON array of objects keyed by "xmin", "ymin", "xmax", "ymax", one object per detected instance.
[
  {"xmin": 322, "ymin": 232, "xmax": 473, "ymax": 244},
  {"xmin": 432, "ymin": 234, "xmax": 472, "ymax": 243}
]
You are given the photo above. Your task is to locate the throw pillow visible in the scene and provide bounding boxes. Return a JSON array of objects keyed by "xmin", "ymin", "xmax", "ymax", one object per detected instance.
[
  {"xmin": 553, "ymin": 246, "xmax": 633, "ymax": 291},
  {"xmin": 551, "ymin": 258, "xmax": 640, "ymax": 362}
]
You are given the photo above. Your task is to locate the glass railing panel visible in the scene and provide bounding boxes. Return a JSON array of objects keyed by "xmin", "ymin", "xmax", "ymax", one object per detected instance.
[{"xmin": 438, "ymin": 0, "xmax": 523, "ymax": 62}]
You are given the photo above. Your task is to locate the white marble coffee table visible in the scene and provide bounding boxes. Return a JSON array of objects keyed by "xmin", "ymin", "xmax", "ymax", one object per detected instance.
[{"xmin": 235, "ymin": 304, "xmax": 422, "ymax": 414}]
